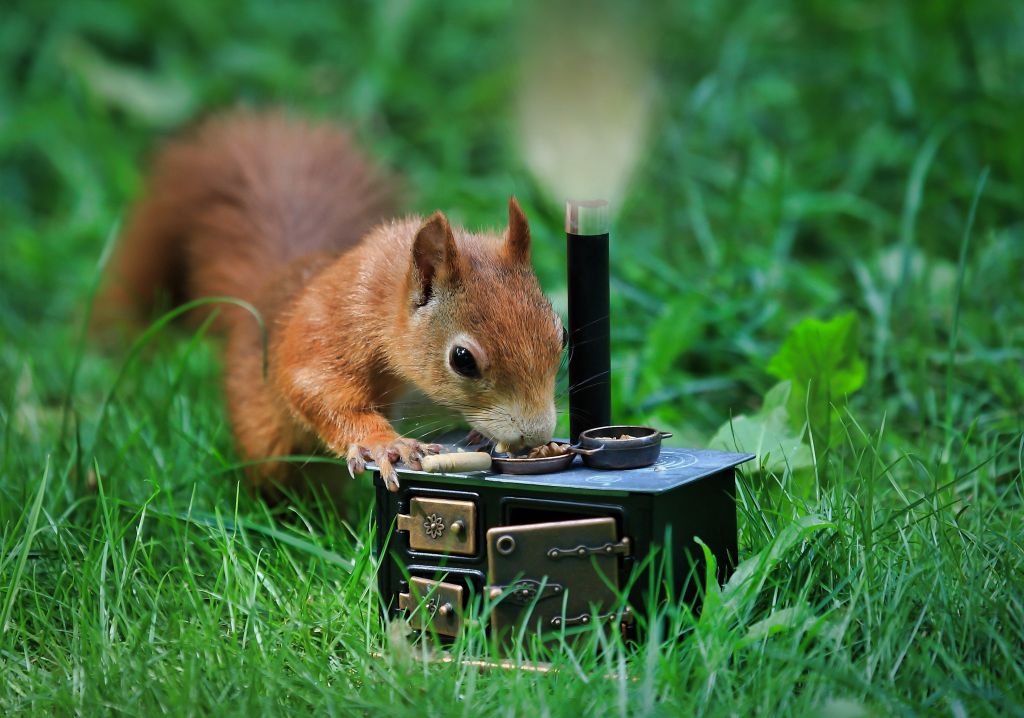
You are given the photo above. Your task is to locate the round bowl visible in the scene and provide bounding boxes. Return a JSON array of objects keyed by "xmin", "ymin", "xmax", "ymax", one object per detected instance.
[{"xmin": 574, "ymin": 425, "xmax": 673, "ymax": 470}]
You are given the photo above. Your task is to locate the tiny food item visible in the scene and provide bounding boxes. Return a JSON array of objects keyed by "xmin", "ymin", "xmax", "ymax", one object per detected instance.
[
  {"xmin": 420, "ymin": 452, "xmax": 492, "ymax": 474},
  {"xmin": 526, "ymin": 442, "xmax": 570, "ymax": 459},
  {"xmin": 595, "ymin": 434, "xmax": 637, "ymax": 441}
]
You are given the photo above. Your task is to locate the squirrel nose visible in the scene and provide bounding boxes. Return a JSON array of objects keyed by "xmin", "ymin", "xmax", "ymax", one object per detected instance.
[
  {"xmin": 521, "ymin": 410, "xmax": 557, "ymax": 447},
  {"xmin": 488, "ymin": 403, "xmax": 557, "ymax": 448}
]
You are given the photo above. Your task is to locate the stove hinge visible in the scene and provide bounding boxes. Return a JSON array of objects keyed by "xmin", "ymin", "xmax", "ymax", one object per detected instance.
[{"xmin": 546, "ymin": 536, "xmax": 631, "ymax": 561}]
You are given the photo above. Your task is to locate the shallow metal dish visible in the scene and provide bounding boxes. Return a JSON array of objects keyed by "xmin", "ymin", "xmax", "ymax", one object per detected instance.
[
  {"xmin": 575, "ymin": 425, "xmax": 673, "ymax": 470},
  {"xmin": 490, "ymin": 451, "xmax": 576, "ymax": 475}
]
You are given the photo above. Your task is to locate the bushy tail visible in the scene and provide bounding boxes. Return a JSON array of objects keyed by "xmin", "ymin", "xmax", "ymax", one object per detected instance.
[{"xmin": 96, "ymin": 110, "xmax": 396, "ymax": 330}]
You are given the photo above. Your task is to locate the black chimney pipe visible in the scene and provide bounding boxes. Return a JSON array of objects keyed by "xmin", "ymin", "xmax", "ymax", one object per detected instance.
[{"xmin": 566, "ymin": 199, "xmax": 611, "ymax": 441}]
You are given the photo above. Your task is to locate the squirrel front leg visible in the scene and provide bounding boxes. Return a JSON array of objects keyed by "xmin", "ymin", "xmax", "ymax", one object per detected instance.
[{"xmin": 277, "ymin": 363, "xmax": 439, "ymax": 492}]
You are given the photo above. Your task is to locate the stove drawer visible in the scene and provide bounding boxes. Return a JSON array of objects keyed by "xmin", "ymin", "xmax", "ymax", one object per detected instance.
[
  {"xmin": 397, "ymin": 497, "xmax": 477, "ymax": 556},
  {"xmin": 398, "ymin": 577, "xmax": 463, "ymax": 637}
]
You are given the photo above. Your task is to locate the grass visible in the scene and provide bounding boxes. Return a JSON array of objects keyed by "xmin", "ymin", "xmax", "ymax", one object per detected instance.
[{"xmin": 2, "ymin": 0, "xmax": 1023, "ymax": 715}]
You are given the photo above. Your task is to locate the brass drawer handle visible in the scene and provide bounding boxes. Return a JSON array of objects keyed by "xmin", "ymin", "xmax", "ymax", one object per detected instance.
[{"xmin": 424, "ymin": 598, "xmax": 454, "ymax": 618}]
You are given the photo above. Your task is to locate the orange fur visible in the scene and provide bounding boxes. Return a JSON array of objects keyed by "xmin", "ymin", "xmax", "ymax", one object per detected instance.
[{"xmin": 100, "ymin": 111, "xmax": 563, "ymax": 495}]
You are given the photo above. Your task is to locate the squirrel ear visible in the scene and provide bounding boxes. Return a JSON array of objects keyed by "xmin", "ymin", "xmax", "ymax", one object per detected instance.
[
  {"xmin": 410, "ymin": 211, "xmax": 459, "ymax": 307},
  {"xmin": 504, "ymin": 196, "xmax": 531, "ymax": 265}
]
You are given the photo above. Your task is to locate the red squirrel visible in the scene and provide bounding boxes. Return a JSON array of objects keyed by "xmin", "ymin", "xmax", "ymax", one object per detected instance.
[{"xmin": 100, "ymin": 111, "xmax": 564, "ymax": 494}]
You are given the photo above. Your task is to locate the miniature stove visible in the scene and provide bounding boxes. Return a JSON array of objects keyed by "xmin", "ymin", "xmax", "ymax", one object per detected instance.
[
  {"xmin": 374, "ymin": 446, "xmax": 752, "ymax": 641},
  {"xmin": 373, "ymin": 198, "xmax": 752, "ymax": 641}
]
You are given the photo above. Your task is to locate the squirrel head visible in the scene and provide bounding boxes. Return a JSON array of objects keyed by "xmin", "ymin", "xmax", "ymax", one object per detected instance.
[{"xmin": 397, "ymin": 197, "xmax": 563, "ymax": 449}]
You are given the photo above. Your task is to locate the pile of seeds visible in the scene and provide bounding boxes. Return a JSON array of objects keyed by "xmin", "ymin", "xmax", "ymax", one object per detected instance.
[{"xmin": 525, "ymin": 442, "xmax": 570, "ymax": 459}]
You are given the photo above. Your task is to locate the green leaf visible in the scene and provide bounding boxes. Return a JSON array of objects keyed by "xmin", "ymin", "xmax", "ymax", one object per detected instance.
[
  {"xmin": 695, "ymin": 537, "xmax": 723, "ymax": 620},
  {"xmin": 741, "ymin": 601, "xmax": 818, "ymax": 645},
  {"xmin": 721, "ymin": 514, "xmax": 832, "ymax": 611},
  {"xmin": 709, "ymin": 380, "xmax": 813, "ymax": 473},
  {"xmin": 766, "ymin": 312, "xmax": 866, "ymax": 450},
  {"xmin": 696, "ymin": 516, "xmax": 832, "ymax": 640}
]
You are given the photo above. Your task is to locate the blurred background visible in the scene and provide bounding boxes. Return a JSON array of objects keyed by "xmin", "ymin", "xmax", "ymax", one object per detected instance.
[{"xmin": 1, "ymin": 0, "xmax": 1022, "ymax": 492}]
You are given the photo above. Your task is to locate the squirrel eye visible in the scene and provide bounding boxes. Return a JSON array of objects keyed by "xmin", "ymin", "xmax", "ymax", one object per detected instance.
[{"xmin": 449, "ymin": 345, "xmax": 481, "ymax": 378}]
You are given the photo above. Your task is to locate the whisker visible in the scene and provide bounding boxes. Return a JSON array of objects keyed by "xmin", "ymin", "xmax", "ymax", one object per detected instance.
[
  {"xmin": 564, "ymin": 369, "xmax": 612, "ymax": 393},
  {"xmin": 566, "ymin": 313, "xmax": 610, "ymax": 334}
]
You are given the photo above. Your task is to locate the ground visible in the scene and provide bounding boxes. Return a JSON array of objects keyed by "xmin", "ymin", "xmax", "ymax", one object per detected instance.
[{"xmin": 1, "ymin": 1, "xmax": 1022, "ymax": 715}]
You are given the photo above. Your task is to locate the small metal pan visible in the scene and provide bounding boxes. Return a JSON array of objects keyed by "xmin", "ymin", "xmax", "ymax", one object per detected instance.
[
  {"xmin": 573, "ymin": 425, "xmax": 673, "ymax": 470},
  {"xmin": 490, "ymin": 451, "xmax": 576, "ymax": 475}
]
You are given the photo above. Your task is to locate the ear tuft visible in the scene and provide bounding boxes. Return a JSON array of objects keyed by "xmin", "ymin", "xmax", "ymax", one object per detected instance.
[
  {"xmin": 410, "ymin": 211, "xmax": 458, "ymax": 307},
  {"xmin": 504, "ymin": 196, "xmax": 531, "ymax": 265}
]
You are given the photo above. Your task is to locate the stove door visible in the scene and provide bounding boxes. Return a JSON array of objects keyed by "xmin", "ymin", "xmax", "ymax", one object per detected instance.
[
  {"xmin": 397, "ymin": 577, "xmax": 463, "ymax": 638},
  {"xmin": 485, "ymin": 517, "xmax": 632, "ymax": 637}
]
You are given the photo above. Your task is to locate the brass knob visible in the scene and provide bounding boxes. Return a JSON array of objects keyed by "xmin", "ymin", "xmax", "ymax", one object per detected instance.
[
  {"xmin": 437, "ymin": 602, "xmax": 453, "ymax": 618},
  {"xmin": 488, "ymin": 587, "xmax": 502, "ymax": 600},
  {"xmin": 450, "ymin": 520, "xmax": 465, "ymax": 536}
]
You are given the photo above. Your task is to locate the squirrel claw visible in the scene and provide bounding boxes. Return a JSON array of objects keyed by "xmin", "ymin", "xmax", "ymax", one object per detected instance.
[
  {"xmin": 346, "ymin": 445, "xmax": 366, "ymax": 479},
  {"xmin": 376, "ymin": 455, "xmax": 400, "ymax": 492},
  {"xmin": 345, "ymin": 438, "xmax": 439, "ymax": 491}
]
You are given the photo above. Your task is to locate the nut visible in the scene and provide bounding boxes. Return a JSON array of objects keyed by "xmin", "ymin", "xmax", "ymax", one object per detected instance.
[{"xmin": 525, "ymin": 442, "xmax": 570, "ymax": 459}]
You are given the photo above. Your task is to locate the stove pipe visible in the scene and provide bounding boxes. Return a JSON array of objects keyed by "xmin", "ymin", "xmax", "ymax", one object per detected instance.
[{"xmin": 565, "ymin": 199, "xmax": 611, "ymax": 441}]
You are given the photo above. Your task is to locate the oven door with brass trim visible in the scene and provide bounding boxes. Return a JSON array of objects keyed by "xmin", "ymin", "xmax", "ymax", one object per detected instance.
[
  {"xmin": 398, "ymin": 577, "xmax": 464, "ymax": 637},
  {"xmin": 485, "ymin": 517, "xmax": 631, "ymax": 637},
  {"xmin": 397, "ymin": 497, "xmax": 477, "ymax": 556}
]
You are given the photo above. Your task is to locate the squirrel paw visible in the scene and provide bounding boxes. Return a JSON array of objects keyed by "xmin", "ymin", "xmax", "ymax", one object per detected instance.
[
  {"xmin": 463, "ymin": 429, "xmax": 491, "ymax": 448},
  {"xmin": 345, "ymin": 439, "xmax": 443, "ymax": 491}
]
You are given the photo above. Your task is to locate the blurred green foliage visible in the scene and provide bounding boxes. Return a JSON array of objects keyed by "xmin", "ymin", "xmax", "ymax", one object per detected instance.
[
  {"xmin": 3, "ymin": 0, "xmax": 1022, "ymax": 452},
  {"xmin": 1, "ymin": 0, "xmax": 1021, "ymax": 498},
  {"xmin": 2, "ymin": 1, "xmax": 1024, "ymax": 713}
]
